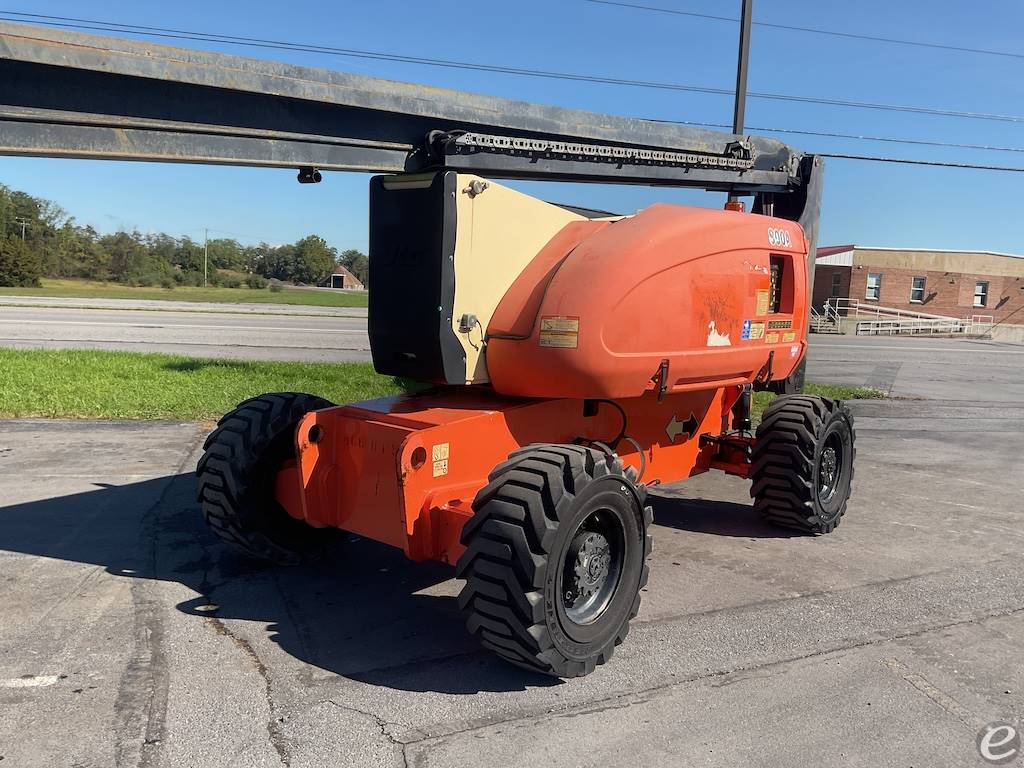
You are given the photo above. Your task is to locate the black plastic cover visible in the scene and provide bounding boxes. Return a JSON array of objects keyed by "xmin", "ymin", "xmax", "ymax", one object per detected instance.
[{"xmin": 368, "ymin": 172, "xmax": 465, "ymax": 384}]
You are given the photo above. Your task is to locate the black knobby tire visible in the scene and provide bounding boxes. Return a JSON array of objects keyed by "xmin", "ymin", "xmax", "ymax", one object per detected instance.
[
  {"xmin": 750, "ymin": 395, "xmax": 856, "ymax": 534},
  {"xmin": 455, "ymin": 444, "xmax": 653, "ymax": 678},
  {"xmin": 196, "ymin": 392, "xmax": 334, "ymax": 565}
]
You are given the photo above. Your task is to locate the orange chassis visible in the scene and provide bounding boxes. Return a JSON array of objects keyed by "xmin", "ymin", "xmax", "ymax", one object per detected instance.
[{"xmin": 275, "ymin": 384, "xmax": 753, "ymax": 565}]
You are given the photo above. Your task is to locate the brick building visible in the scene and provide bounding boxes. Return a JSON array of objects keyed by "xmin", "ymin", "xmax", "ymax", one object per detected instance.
[{"xmin": 812, "ymin": 245, "xmax": 1024, "ymax": 323}]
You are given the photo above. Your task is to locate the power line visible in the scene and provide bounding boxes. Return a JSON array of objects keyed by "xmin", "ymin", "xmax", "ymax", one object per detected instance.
[
  {"xmin": 583, "ymin": 0, "xmax": 1024, "ymax": 61},
  {"xmin": 3, "ymin": 11, "xmax": 1024, "ymax": 124},
  {"xmin": 657, "ymin": 119, "xmax": 1024, "ymax": 154},
  {"xmin": 820, "ymin": 154, "xmax": 1024, "ymax": 172}
]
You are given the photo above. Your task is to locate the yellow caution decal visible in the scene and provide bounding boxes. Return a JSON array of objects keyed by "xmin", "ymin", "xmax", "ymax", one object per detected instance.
[{"xmin": 539, "ymin": 316, "xmax": 580, "ymax": 348}]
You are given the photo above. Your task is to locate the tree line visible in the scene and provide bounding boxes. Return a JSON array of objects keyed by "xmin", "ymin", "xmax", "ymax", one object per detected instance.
[{"xmin": 0, "ymin": 184, "xmax": 369, "ymax": 289}]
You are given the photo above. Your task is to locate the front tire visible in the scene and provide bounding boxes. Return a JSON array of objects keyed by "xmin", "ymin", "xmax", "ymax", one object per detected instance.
[
  {"xmin": 750, "ymin": 395, "xmax": 856, "ymax": 533},
  {"xmin": 456, "ymin": 445, "xmax": 652, "ymax": 678},
  {"xmin": 196, "ymin": 392, "xmax": 334, "ymax": 565}
]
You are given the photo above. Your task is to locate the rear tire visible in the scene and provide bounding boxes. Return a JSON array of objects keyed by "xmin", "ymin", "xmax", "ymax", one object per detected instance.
[
  {"xmin": 196, "ymin": 392, "xmax": 334, "ymax": 565},
  {"xmin": 456, "ymin": 445, "xmax": 652, "ymax": 678},
  {"xmin": 758, "ymin": 358, "xmax": 806, "ymax": 395},
  {"xmin": 750, "ymin": 395, "xmax": 855, "ymax": 533}
]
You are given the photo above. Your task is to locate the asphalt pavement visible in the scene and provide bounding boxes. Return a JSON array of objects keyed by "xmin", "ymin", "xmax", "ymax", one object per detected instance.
[
  {"xmin": 0, "ymin": 305, "xmax": 372, "ymax": 362},
  {"xmin": 4, "ymin": 301, "xmax": 1024, "ymax": 391},
  {"xmin": 1, "ymin": 335, "xmax": 1022, "ymax": 766},
  {"xmin": 807, "ymin": 335, "xmax": 1024, "ymax": 401},
  {"xmin": 0, "ymin": 294, "xmax": 368, "ymax": 317}
]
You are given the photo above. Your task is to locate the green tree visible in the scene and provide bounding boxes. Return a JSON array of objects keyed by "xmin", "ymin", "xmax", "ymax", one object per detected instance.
[
  {"xmin": 0, "ymin": 183, "xmax": 353, "ymax": 287},
  {"xmin": 292, "ymin": 235, "xmax": 336, "ymax": 284},
  {"xmin": 173, "ymin": 237, "xmax": 205, "ymax": 274},
  {"xmin": 207, "ymin": 238, "xmax": 245, "ymax": 270},
  {"xmin": 253, "ymin": 243, "xmax": 296, "ymax": 281},
  {"xmin": 74, "ymin": 225, "xmax": 110, "ymax": 280},
  {"xmin": 100, "ymin": 231, "xmax": 169, "ymax": 283},
  {"xmin": 146, "ymin": 233, "xmax": 178, "ymax": 265},
  {"xmin": 0, "ymin": 235, "xmax": 42, "ymax": 287}
]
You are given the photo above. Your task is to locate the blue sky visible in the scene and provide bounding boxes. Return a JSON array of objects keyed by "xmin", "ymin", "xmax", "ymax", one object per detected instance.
[{"xmin": 1, "ymin": 0, "xmax": 1022, "ymax": 253}]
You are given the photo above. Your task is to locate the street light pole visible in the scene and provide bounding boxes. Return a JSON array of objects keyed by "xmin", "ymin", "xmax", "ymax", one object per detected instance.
[{"xmin": 728, "ymin": 0, "xmax": 753, "ymax": 209}]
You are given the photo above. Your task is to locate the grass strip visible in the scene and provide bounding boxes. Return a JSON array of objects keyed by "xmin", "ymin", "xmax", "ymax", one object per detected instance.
[
  {"xmin": 0, "ymin": 348, "xmax": 884, "ymax": 421},
  {"xmin": 0, "ymin": 348, "xmax": 401, "ymax": 420},
  {"xmin": 752, "ymin": 383, "xmax": 885, "ymax": 422}
]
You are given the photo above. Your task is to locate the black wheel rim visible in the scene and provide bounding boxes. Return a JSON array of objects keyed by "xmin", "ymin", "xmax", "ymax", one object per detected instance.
[
  {"xmin": 561, "ymin": 509, "xmax": 624, "ymax": 625},
  {"xmin": 817, "ymin": 430, "xmax": 844, "ymax": 505}
]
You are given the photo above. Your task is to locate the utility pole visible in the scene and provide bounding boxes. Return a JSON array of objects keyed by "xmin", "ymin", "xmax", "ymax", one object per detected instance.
[
  {"xmin": 204, "ymin": 227, "xmax": 209, "ymax": 287},
  {"xmin": 728, "ymin": 0, "xmax": 753, "ymax": 210},
  {"xmin": 14, "ymin": 217, "xmax": 30, "ymax": 240}
]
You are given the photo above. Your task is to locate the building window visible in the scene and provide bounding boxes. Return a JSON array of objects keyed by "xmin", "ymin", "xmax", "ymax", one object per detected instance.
[
  {"xmin": 830, "ymin": 272, "xmax": 843, "ymax": 297},
  {"xmin": 910, "ymin": 276, "xmax": 926, "ymax": 303},
  {"xmin": 866, "ymin": 272, "xmax": 881, "ymax": 300},
  {"xmin": 974, "ymin": 281, "xmax": 989, "ymax": 307}
]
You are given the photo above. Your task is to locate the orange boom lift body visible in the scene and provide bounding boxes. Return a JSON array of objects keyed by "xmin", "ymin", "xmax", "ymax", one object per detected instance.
[
  {"xmin": 274, "ymin": 199, "xmax": 808, "ymax": 566},
  {"xmin": 200, "ymin": 171, "xmax": 856, "ymax": 679}
]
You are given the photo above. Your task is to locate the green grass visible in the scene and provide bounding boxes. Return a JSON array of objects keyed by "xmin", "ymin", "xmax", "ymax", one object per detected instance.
[
  {"xmin": 752, "ymin": 383, "xmax": 885, "ymax": 422},
  {"xmin": 0, "ymin": 349, "xmax": 402, "ymax": 420},
  {"xmin": 0, "ymin": 278, "xmax": 368, "ymax": 308},
  {"xmin": 0, "ymin": 348, "xmax": 885, "ymax": 421}
]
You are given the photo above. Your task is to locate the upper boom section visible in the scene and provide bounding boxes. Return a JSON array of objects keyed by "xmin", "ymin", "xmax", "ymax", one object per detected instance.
[{"xmin": 0, "ymin": 22, "xmax": 808, "ymax": 193}]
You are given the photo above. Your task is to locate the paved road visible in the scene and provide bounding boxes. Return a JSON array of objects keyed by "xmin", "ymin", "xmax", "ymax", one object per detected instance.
[
  {"xmin": 0, "ymin": 305, "xmax": 372, "ymax": 362},
  {"xmin": 0, "ymin": 294, "xmax": 368, "ymax": 317},
  {"xmin": 1, "ymin": 335, "xmax": 1022, "ymax": 765},
  {"xmin": 807, "ymin": 335, "xmax": 1024, "ymax": 401},
  {"xmin": 4, "ymin": 304, "xmax": 1023, "ymax": 391}
]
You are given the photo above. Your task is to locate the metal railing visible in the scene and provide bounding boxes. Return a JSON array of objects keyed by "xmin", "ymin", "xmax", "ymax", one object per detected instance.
[
  {"xmin": 854, "ymin": 317, "xmax": 967, "ymax": 336},
  {"xmin": 809, "ymin": 304, "xmax": 841, "ymax": 333},
  {"xmin": 820, "ymin": 298, "xmax": 994, "ymax": 337},
  {"xmin": 825, "ymin": 297, "xmax": 959, "ymax": 322},
  {"xmin": 969, "ymin": 314, "xmax": 995, "ymax": 335}
]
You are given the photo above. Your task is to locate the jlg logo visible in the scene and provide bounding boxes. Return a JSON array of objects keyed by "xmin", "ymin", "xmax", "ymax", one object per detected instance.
[{"xmin": 768, "ymin": 227, "xmax": 792, "ymax": 247}]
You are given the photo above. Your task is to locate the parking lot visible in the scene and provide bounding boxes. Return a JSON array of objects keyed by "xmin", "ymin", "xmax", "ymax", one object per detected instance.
[{"xmin": 1, "ymin": 334, "xmax": 1022, "ymax": 767}]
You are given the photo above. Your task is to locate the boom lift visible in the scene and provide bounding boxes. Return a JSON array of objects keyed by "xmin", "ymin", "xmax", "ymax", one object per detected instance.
[{"xmin": 0, "ymin": 23, "xmax": 856, "ymax": 677}]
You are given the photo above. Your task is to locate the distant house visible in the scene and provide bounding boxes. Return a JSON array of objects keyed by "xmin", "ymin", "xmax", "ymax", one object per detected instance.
[{"xmin": 319, "ymin": 265, "xmax": 364, "ymax": 290}]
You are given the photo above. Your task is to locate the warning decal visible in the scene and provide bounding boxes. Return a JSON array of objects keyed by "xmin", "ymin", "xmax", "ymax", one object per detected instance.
[
  {"xmin": 755, "ymin": 290, "xmax": 771, "ymax": 316},
  {"xmin": 782, "ymin": 331, "xmax": 797, "ymax": 343},
  {"xmin": 539, "ymin": 316, "xmax": 580, "ymax": 348},
  {"xmin": 432, "ymin": 443, "xmax": 450, "ymax": 477},
  {"xmin": 742, "ymin": 320, "xmax": 766, "ymax": 341},
  {"xmin": 765, "ymin": 332, "xmax": 780, "ymax": 344}
]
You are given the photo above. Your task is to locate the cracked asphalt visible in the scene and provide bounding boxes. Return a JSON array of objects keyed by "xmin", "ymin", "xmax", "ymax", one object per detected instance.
[{"xmin": 1, "ymin": 336, "xmax": 1022, "ymax": 767}]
